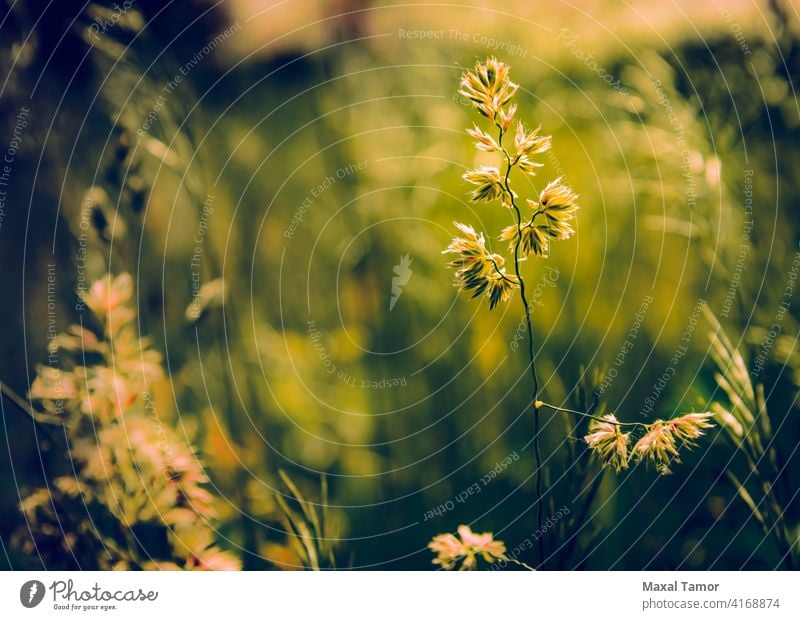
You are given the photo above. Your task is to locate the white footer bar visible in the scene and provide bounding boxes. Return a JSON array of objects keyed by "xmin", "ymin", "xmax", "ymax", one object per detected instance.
[{"xmin": 1, "ymin": 571, "xmax": 797, "ymax": 619}]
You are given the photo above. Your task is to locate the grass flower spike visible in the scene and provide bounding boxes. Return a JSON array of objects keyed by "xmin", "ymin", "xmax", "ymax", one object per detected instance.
[
  {"xmin": 535, "ymin": 179, "xmax": 579, "ymax": 240},
  {"xmin": 466, "ymin": 124, "xmax": 501, "ymax": 152},
  {"xmin": 669, "ymin": 412, "xmax": 715, "ymax": 443},
  {"xmin": 538, "ymin": 177, "xmax": 580, "ymax": 213},
  {"xmin": 631, "ymin": 413, "xmax": 714, "ymax": 474},
  {"xmin": 497, "ymin": 104, "xmax": 517, "ymax": 130},
  {"xmin": 444, "ymin": 222, "xmax": 519, "ymax": 309},
  {"xmin": 23, "ymin": 272, "xmax": 241, "ymax": 570},
  {"xmin": 513, "ymin": 123, "xmax": 551, "ymax": 174},
  {"xmin": 441, "ymin": 56, "xmax": 577, "ymax": 567},
  {"xmin": 428, "ymin": 525, "xmax": 507, "ymax": 570},
  {"xmin": 486, "ymin": 268, "xmax": 519, "ymax": 309},
  {"xmin": 514, "ymin": 122, "xmax": 551, "ymax": 158},
  {"xmin": 578, "ymin": 410, "xmax": 715, "ymax": 476},
  {"xmin": 446, "ymin": 58, "xmax": 575, "ymax": 311},
  {"xmin": 584, "ymin": 414, "xmax": 630, "ymax": 473},
  {"xmin": 632, "ymin": 420, "xmax": 679, "ymax": 474},
  {"xmin": 458, "ymin": 57, "xmax": 518, "ymax": 120},
  {"xmin": 463, "ymin": 166, "xmax": 506, "ymax": 202},
  {"xmin": 500, "ymin": 222, "xmax": 550, "ymax": 257},
  {"xmin": 436, "ymin": 57, "xmax": 716, "ymax": 570}
]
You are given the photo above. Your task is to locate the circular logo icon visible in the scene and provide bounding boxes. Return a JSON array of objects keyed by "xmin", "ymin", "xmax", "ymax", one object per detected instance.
[{"xmin": 20, "ymin": 580, "xmax": 45, "ymax": 608}]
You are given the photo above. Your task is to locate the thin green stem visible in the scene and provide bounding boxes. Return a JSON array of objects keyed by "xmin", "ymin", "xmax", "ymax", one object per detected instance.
[
  {"xmin": 497, "ymin": 124, "xmax": 544, "ymax": 568},
  {"xmin": 537, "ymin": 401, "xmax": 650, "ymax": 428},
  {"xmin": 487, "ymin": 257, "xmax": 517, "ymax": 284},
  {"xmin": 527, "ymin": 210, "xmax": 545, "ymax": 227}
]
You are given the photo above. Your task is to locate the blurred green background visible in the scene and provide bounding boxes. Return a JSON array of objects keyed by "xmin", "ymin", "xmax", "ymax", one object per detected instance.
[{"xmin": 1, "ymin": 0, "xmax": 799, "ymax": 569}]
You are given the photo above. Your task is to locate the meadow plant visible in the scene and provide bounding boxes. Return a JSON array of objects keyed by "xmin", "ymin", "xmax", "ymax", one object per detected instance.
[
  {"xmin": 9, "ymin": 7, "xmax": 339, "ymax": 570},
  {"xmin": 16, "ymin": 273, "xmax": 240, "ymax": 570},
  {"xmin": 705, "ymin": 309, "xmax": 797, "ymax": 569},
  {"xmin": 7, "ymin": 11, "xmax": 336, "ymax": 564},
  {"xmin": 430, "ymin": 58, "xmax": 716, "ymax": 569}
]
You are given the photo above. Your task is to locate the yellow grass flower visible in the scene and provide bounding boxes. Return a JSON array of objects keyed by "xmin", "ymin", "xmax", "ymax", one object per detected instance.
[
  {"xmin": 584, "ymin": 414, "xmax": 630, "ymax": 473},
  {"xmin": 669, "ymin": 412, "xmax": 715, "ymax": 443},
  {"xmin": 632, "ymin": 420, "xmax": 678, "ymax": 474},
  {"xmin": 466, "ymin": 124, "xmax": 501, "ymax": 152},
  {"xmin": 538, "ymin": 178, "xmax": 579, "ymax": 215},
  {"xmin": 458, "ymin": 57, "xmax": 518, "ymax": 120},
  {"xmin": 444, "ymin": 222, "xmax": 519, "ymax": 309},
  {"xmin": 463, "ymin": 165, "xmax": 505, "ymax": 202},
  {"xmin": 500, "ymin": 223, "xmax": 549, "ymax": 257},
  {"xmin": 514, "ymin": 122, "xmax": 551, "ymax": 158}
]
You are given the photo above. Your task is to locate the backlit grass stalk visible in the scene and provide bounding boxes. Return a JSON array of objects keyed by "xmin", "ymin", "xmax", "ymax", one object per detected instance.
[
  {"xmin": 450, "ymin": 58, "xmax": 611, "ymax": 566},
  {"xmin": 430, "ymin": 58, "xmax": 717, "ymax": 570},
  {"xmin": 445, "ymin": 58, "xmax": 575, "ymax": 567}
]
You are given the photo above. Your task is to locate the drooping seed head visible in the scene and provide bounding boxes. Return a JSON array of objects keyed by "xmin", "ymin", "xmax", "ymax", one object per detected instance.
[{"xmin": 584, "ymin": 414, "xmax": 630, "ymax": 473}]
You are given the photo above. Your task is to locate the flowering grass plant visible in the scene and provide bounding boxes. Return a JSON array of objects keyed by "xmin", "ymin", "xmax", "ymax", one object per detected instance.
[{"xmin": 431, "ymin": 58, "xmax": 716, "ymax": 569}]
